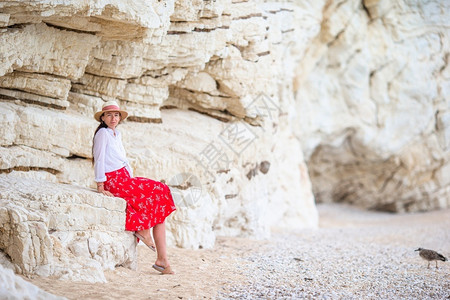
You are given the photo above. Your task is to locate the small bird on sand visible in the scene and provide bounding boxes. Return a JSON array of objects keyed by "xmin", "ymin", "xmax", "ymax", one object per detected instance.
[{"xmin": 415, "ymin": 248, "xmax": 448, "ymax": 269}]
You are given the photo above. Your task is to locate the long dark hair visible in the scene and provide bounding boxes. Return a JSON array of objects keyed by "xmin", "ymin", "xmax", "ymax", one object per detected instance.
[{"xmin": 92, "ymin": 116, "xmax": 107, "ymax": 165}]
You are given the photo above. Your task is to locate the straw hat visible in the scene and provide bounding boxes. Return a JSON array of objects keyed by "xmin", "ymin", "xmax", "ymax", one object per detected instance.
[{"xmin": 94, "ymin": 101, "xmax": 128, "ymax": 122}]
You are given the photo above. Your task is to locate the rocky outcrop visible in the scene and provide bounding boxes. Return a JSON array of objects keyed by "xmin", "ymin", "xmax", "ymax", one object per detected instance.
[
  {"xmin": 0, "ymin": 0, "xmax": 318, "ymax": 282},
  {"xmin": 1, "ymin": 0, "xmax": 449, "ymax": 286},
  {"xmin": 0, "ymin": 175, "xmax": 136, "ymax": 282},
  {"xmin": 294, "ymin": 0, "xmax": 450, "ymax": 212}
]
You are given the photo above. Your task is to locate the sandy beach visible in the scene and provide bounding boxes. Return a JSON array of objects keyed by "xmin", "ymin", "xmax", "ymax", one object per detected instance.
[{"xmin": 26, "ymin": 203, "xmax": 450, "ymax": 299}]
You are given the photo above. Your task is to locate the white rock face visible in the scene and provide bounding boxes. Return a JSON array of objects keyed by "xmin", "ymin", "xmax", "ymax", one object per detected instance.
[{"xmin": 294, "ymin": 0, "xmax": 450, "ymax": 212}]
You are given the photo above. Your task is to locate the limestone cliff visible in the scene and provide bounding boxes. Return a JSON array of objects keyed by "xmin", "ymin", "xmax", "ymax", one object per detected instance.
[{"xmin": 0, "ymin": 0, "xmax": 318, "ymax": 282}]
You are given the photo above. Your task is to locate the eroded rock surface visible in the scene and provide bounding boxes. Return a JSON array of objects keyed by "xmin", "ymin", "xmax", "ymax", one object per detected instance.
[{"xmin": 0, "ymin": 175, "xmax": 136, "ymax": 282}]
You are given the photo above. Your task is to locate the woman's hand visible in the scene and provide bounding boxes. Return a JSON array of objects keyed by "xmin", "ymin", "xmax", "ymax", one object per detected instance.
[{"xmin": 97, "ymin": 183, "xmax": 114, "ymax": 197}]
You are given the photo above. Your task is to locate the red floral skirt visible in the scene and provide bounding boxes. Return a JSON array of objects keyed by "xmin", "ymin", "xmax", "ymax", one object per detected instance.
[{"xmin": 104, "ymin": 167, "xmax": 176, "ymax": 231}]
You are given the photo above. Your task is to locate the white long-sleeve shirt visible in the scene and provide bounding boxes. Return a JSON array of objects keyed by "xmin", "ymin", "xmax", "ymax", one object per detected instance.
[{"xmin": 93, "ymin": 127, "xmax": 133, "ymax": 182}]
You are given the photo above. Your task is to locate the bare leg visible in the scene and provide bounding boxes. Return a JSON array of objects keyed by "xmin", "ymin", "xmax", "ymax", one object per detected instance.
[{"xmin": 153, "ymin": 222, "xmax": 174, "ymax": 274}]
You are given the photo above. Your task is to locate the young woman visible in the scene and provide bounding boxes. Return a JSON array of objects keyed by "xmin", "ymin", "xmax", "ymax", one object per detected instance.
[{"xmin": 92, "ymin": 100, "xmax": 176, "ymax": 274}]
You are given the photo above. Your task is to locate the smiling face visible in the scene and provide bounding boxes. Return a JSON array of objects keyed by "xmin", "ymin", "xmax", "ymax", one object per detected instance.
[{"xmin": 101, "ymin": 111, "xmax": 121, "ymax": 130}]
